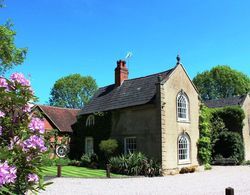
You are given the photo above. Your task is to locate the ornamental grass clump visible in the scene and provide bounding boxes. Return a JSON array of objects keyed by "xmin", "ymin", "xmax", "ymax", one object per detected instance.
[
  {"xmin": 0, "ymin": 73, "xmax": 50, "ymax": 194},
  {"xmin": 109, "ymin": 152, "xmax": 161, "ymax": 177}
]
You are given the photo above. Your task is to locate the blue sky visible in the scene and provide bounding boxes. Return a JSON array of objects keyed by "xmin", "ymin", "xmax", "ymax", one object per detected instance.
[{"xmin": 1, "ymin": 0, "xmax": 250, "ymax": 104}]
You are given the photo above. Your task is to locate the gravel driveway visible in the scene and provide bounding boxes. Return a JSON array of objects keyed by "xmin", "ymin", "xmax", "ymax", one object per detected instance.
[{"xmin": 40, "ymin": 166, "xmax": 250, "ymax": 195}]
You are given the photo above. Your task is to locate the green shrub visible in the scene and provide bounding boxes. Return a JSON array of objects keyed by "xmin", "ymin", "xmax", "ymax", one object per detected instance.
[
  {"xmin": 41, "ymin": 153, "xmax": 54, "ymax": 166},
  {"xmin": 109, "ymin": 152, "xmax": 161, "ymax": 176},
  {"xmin": 211, "ymin": 106, "xmax": 245, "ymax": 134},
  {"xmin": 204, "ymin": 163, "xmax": 212, "ymax": 170},
  {"xmin": 80, "ymin": 153, "xmax": 99, "ymax": 168},
  {"xmin": 213, "ymin": 131, "xmax": 244, "ymax": 164},
  {"xmin": 99, "ymin": 139, "xmax": 118, "ymax": 157},
  {"xmin": 242, "ymin": 160, "xmax": 250, "ymax": 165}
]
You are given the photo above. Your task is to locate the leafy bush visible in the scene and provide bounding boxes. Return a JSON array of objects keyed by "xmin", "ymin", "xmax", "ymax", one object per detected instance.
[
  {"xmin": 80, "ymin": 153, "xmax": 99, "ymax": 169},
  {"xmin": 109, "ymin": 152, "xmax": 161, "ymax": 176},
  {"xmin": 213, "ymin": 131, "xmax": 244, "ymax": 164},
  {"xmin": 211, "ymin": 106, "xmax": 245, "ymax": 134},
  {"xmin": 99, "ymin": 139, "xmax": 118, "ymax": 157},
  {"xmin": 80, "ymin": 153, "xmax": 91, "ymax": 167},
  {"xmin": 242, "ymin": 160, "xmax": 250, "ymax": 165},
  {"xmin": 204, "ymin": 163, "xmax": 212, "ymax": 170},
  {"xmin": 41, "ymin": 153, "xmax": 54, "ymax": 166}
]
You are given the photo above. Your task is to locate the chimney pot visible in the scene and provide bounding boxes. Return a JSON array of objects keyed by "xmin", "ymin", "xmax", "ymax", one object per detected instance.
[{"xmin": 115, "ymin": 60, "xmax": 128, "ymax": 87}]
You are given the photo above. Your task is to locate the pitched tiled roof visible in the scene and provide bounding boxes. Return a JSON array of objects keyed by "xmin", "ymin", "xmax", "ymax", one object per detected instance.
[
  {"xmin": 36, "ymin": 105, "xmax": 80, "ymax": 132},
  {"xmin": 204, "ymin": 95, "xmax": 247, "ymax": 108},
  {"xmin": 79, "ymin": 68, "xmax": 174, "ymax": 115}
]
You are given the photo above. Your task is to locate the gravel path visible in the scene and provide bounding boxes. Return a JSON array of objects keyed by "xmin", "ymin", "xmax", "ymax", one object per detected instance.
[{"xmin": 40, "ymin": 166, "xmax": 250, "ymax": 195}]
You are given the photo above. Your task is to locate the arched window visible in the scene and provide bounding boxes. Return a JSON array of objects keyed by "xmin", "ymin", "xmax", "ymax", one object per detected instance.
[
  {"xmin": 178, "ymin": 134, "xmax": 190, "ymax": 163},
  {"xmin": 86, "ymin": 115, "xmax": 95, "ymax": 127},
  {"xmin": 177, "ymin": 91, "xmax": 189, "ymax": 121}
]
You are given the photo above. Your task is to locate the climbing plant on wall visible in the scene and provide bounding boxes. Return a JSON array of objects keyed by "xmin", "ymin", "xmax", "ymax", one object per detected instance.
[
  {"xmin": 197, "ymin": 104, "xmax": 212, "ymax": 165},
  {"xmin": 69, "ymin": 112, "xmax": 112, "ymax": 160}
]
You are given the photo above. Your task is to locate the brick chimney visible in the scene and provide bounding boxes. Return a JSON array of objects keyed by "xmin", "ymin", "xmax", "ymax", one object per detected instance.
[{"xmin": 115, "ymin": 60, "xmax": 128, "ymax": 87}]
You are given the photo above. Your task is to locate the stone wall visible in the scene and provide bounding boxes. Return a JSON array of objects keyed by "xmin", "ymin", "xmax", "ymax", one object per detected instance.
[
  {"xmin": 242, "ymin": 95, "xmax": 250, "ymax": 160},
  {"xmin": 111, "ymin": 104, "xmax": 162, "ymax": 160},
  {"xmin": 161, "ymin": 64, "xmax": 200, "ymax": 174}
]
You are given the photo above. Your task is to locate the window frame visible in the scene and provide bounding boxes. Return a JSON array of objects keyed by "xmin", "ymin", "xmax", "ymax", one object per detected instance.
[
  {"xmin": 177, "ymin": 134, "xmax": 191, "ymax": 164},
  {"xmin": 86, "ymin": 115, "xmax": 95, "ymax": 127},
  {"xmin": 85, "ymin": 136, "xmax": 94, "ymax": 155},
  {"xmin": 176, "ymin": 91, "xmax": 189, "ymax": 122},
  {"xmin": 124, "ymin": 137, "xmax": 137, "ymax": 154}
]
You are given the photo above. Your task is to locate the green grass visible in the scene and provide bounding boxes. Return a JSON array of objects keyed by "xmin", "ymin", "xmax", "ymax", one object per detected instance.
[{"xmin": 42, "ymin": 166, "xmax": 122, "ymax": 178}]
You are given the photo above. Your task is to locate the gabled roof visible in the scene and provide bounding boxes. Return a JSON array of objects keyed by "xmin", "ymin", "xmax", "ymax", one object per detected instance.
[
  {"xmin": 35, "ymin": 105, "xmax": 80, "ymax": 133},
  {"xmin": 204, "ymin": 95, "xmax": 247, "ymax": 108},
  {"xmin": 79, "ymin": 68, "xmax": 175, "ymax": 115}
]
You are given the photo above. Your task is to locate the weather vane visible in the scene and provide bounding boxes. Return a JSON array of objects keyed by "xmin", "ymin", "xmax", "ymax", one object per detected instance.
[{"xmin": 176, "ymin": 54, "xmax": 181, "ymax": 64}]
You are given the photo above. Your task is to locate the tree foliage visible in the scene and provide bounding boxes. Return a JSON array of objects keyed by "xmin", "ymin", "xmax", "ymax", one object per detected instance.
[
  {"xmin": 0, "ymin": 21, "xmax": 27, "ymax": 75},
  {"xmin": 193, "ymin": 65, "xmax": 250, "ymax": 100},
  {"xmin": 49, "ymin": 74, "xmax": 98, "ymax": 109}
]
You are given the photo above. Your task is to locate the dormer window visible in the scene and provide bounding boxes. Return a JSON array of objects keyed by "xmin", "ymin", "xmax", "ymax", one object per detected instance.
[
  {"xmin": 86, "ymin": 115, "xmax": 95, "ymax": 127},
  {"xmin": 177, "ymin": 91, "xmax": 189, "ymax": 122}
]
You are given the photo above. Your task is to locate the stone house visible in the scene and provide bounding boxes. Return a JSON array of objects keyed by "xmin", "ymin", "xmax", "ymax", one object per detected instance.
[
  {"xmin": 205, "ymin": 94, "xmax": 250, "ymax": 160},
  {"xmin": 33, "ymin": 105, "xmax": 80, "ymax": 157},
  {"xmin": 76, "ymin": 57, "xmax": 200, "ymax": 175}
]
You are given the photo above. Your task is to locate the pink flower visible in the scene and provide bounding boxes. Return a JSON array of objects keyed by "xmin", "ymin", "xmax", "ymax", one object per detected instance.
[
  {"xmin": 0, "ymin": 111, "xmax": 5, "ymax": 118},
  {"xmin": 27, "ymin": 173, "xmax": 39, "ymax": 183},
  {"xmin": 22, "ymin": 135, "xmax": 47, "ymax": 153},
  {"xmin": 10, "ymin": 73, "xmax": 30, "ymax": 87},
  {"xmin": 22, "ymin": 103, "xmax": 34, "ymax": 113},
  {"xmin": 28, "ymin": 117, "xmax": 45, "ymax": 134},
  {"xmin": 0, "ymin": 161, "xmax": 17, "ymax": 186},
  {"xmin": 0, "ymin": 78, "xmax": 8, "ymax": 90}
]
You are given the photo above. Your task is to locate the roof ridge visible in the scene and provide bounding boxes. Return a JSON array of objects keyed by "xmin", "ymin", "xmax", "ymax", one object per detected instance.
[
  {"xmin": 124, "ymin": 68, "xmax": 173, "ymax": 82},
  {"xmin": 204, "ymin": 95, "xmax": 246, "ymax": 102},
  {"xmin": 37, "ymin": 104, "xmax": 81, "ymax": 111},
  {"xmin": 97, "ymin": 69, "xmax": 173, "ymax": 90}
]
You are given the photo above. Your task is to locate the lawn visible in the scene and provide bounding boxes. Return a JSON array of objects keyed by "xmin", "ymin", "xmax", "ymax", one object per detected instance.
[{"xmin": 42, "ymin": 166, "xmax": 122, "ymax": 178}]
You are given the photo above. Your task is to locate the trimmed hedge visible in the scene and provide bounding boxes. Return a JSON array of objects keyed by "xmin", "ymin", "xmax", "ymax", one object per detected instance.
[
  {"xmin": 213, "ymin": 131, "xmax": 244, "ymax": 164},
  {"xmin": 211, "ymin": 106, "xmax": 245, "ymax": 134},
  {"xmin": 210, "ymin": 106, "xmax": 245, "ymax": 164}
]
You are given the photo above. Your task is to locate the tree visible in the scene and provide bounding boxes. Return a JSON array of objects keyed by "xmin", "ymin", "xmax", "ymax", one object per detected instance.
[
  {"xmin": 0, "ymin": 21, "xmax": 27, "ymax": 75},
  {"xmin": 49, "ymin": 74, "xmax": 98, "ymax": 109},
  {"xmin": 193, "ymin": 65, "xmax": 250, "ymax": 100}
]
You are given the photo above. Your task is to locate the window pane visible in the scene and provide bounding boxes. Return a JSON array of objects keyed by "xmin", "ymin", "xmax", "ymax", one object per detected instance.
[
  {"xmin": 178, "ymin": 136, "xmax": 189, "ymax": 162},
  {"xmin": 125, "ymin": 137, "xmax": 136, "ymax": 154}
]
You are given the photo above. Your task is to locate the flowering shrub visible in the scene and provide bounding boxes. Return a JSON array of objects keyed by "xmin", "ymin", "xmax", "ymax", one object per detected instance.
[{"xmin": 0, "ymin": 73, "xmax": 49, "ymax": 194}]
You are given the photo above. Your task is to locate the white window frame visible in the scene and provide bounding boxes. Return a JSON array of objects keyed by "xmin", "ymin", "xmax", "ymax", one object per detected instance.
[
  {"xmin": 124, "ymin": 137, "xmax": 136, "ymax": 154},
  {"xmin": 178, "ymin": 134, "xmax": 190, "ymax": 164},
  {"xmin": 177, "ymin": 91, "xmax": 189, "ymax": 122},
  {"xmin": 85, "ymin": 137, "xmax": 94, "ymax": 155},
  {"xmin": 86, "ymin": 115, "xmax": 95, "ymax": 127}
]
